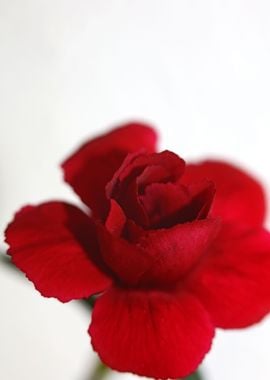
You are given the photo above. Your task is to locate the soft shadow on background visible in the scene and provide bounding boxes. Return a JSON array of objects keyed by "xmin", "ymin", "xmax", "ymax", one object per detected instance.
[{"xmin": 1, "ymin": 1, "xmax": 270, "ymax": 379}]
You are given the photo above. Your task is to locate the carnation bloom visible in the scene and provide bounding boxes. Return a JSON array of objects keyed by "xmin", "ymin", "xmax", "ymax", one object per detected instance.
[{"xmin": 5, "ymin": 123, "xmax": 270, "ymax": 379}]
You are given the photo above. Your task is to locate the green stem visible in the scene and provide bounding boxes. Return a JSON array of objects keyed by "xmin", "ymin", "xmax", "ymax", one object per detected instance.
[
  {"xmin": 88, "ymin": 358, "xmax": 202, "ymax": 380},
  {"xmin": 185, "ymin": 371, "xmax": 203, "ymax": 380},
  {"xmin": 89, "ymin": 361, "xmax": 109, "ymax": 380},
  {"xmin": 0, "ymin": 254, "xmax": 14, "ymax": 269},
  {"xmin": 81, "ymin": 296, "xmax": 96, "ymax": 310}
]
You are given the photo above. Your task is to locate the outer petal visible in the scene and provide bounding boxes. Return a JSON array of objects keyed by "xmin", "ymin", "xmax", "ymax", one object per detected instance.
[
  {"xmin": 89, "ymin": 287, "xmax": 214, "ymax": 379},
  {"xmin": 5, "ymin": 202, "xmax": 111, "ymax": 302},
  {"xmin": 62, "ymin": 123, "xmax": 158, "ymax": 218},
  {"xmin": 182, "ymin": 160, "xmax": 266, "ymax": 229},
  {"xmin": 186, "ymin": 226, "xmax": 270, "ymax": 328}
]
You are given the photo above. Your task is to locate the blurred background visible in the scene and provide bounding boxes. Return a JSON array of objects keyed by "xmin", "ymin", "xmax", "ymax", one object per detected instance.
[{"xmin": 1, "ymin": 1, "xmax": 270, "ymax": 379}]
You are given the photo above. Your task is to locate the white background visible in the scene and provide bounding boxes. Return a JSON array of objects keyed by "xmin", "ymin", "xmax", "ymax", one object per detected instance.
[{"xmin": 1, "ymin": 1, "xmax": 270, "ymax": 379}]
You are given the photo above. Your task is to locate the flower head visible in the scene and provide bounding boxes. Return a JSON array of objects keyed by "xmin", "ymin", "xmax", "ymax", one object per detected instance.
[{"xmin": 5, "ymin": 123, "xmax": 270, "ymax": 379}]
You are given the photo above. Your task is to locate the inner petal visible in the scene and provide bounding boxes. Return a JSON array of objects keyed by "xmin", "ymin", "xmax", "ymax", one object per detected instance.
[
  {"xmin": 140, "ymin": 180, "xmax": 215, "ymax": 229},
  {"xmin": 106, "ymin": 151, "xmax": 186, "ymax": 228},
  {"xmin": 140, "ymin": 182, "xmax": 190, "ymax": 227},
  {"xmin": 175, "ymin": 180, "xmax": 216, "ymax": 223}
]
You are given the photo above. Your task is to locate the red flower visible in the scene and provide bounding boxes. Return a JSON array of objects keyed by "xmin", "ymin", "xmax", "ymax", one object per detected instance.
[{"xmin": 5, "ymin": 123, "xmax": 270, "ymax": 379}]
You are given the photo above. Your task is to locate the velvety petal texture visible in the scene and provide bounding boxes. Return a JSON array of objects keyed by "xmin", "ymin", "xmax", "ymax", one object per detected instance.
[
  {"xmin": 186, "ymin": 226, "xmax": 270, "ymax": 328},
  {"xmin": 183, "ymin": 160, "xmax": 266, "ymax": 230},
  {"xmin": 90, "ymin": 287, "xmax": 214, "ymax": 380},
  {"xmin": 62, "ymin": 123, "xmax": 157, "ymax": 218},
  {"xmin": 136, "ymin": 219, "xmax": 220, "ymax": 286},
  {"xmin": 5, "ymin": 202, "xmax": 111, "ymax": 302}
]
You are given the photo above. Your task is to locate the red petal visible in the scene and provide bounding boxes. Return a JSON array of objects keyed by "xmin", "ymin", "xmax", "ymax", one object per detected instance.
[
  {"xmin": 136, "ymin": 150, "xmax": 186, "ymax": 190},
  {"xmin": 89, "ymin": 287, "xmax": 214, "ymax": 379},
  {"xmin": 97, "ymin": 223, "xmax": 150, "ymax": 286},
  {"xmin": 182, "ymin": 160, "xmax": 266, "ymax": 229},
  {"xmin": 180, "ymin": 180, "xmax": 216, "ymax": 221},
  {"xmin": 107, "ymin": 150, "xmax": 185, "ymax": 197},
  {"xmin": 106, "ymin": 150, "xmax": 185, "ymax": 226},
  {"xmin": 62, "ymin": 122, "xmax": 157, "ymax": 218},
  {"xmin": 140, "ymin": 182, "xmax": 190, "ymax": 227},
  {"xmin": 112, "ymin": 176, "xmax": 149, "ymax": 227},
  {"xmin": 97, "ymin": 219, "xmax": 219, "ymax": 287},
  {"xmin": 141, "ymin": 180, "xmax": 215, "ymax": 228},
  {"xmin": 5, "ymin": 202, "xmax": 111, "ymax": 302},
  {"xmin": 105, "ymin": 200, "xmax": 127, "ymax": 237},
  {"xmin": 137, "ymin": 219, "xmax": 220, "ymax": 286},
  {"xmin": 186, "ymin": 226, "xmax": 270, "ymax": 328}
]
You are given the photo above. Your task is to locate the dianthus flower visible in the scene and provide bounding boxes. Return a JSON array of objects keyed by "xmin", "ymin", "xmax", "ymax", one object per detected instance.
[{"xmin": 5, "ymin": 123, "xmax": 270, "ymax": 379}]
